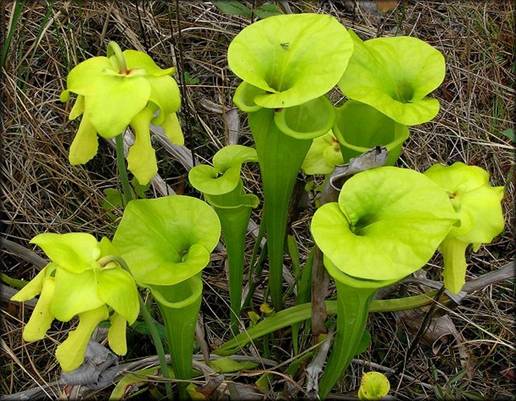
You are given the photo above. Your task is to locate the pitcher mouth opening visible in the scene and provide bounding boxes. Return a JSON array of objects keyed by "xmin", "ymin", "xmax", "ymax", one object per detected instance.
[
  {"xmin": 351, "ymin": 213, "xmax": 377, "ymax": 236},
  {"xmin": 393, "ymin": 81, "xmax": 415, "ymax": 103}
]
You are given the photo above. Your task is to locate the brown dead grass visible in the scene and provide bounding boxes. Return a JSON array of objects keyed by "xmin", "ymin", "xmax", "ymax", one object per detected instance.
[{"xmin": 1, "ymin": 1, "xmax": 514, "ymax": 399}]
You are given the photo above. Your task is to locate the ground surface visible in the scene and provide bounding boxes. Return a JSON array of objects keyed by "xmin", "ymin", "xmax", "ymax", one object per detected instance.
[{"xmin": 1, "ymin": 1, "xmax": 514, "ymax": 400}]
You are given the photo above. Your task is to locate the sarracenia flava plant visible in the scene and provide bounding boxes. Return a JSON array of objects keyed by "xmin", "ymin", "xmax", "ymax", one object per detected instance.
[
  {"xmin": 311, "ymin": 167, "xmax": 456, "ymax": 398},
  {"xmin": 10, "ymin": 233, "xmax": 139, "ymax": 372},
  {"xmin": 425, "ymin": 162, "xmax": 505, "ymax": 293},
  {"xmin": 228, "ymin": 13, "xmax": 353, "ymax": 308},
  {"xmin": 113, "ymin": 195, "xmax": 221, "ymax": 396},
  {"xmin": 189, "ymin": 145, "xmax": 259, "ymax": 329},
  {"xmin": 338, "ymin": 30, "xmax": 446, "ymax": 126},
  {"xmin": 333, "ymin": 32, "xmax": 445, "ymax": 165},
  {"xmin": 61, "ymin": 41, "xmax": 183, "ymax": 185}
]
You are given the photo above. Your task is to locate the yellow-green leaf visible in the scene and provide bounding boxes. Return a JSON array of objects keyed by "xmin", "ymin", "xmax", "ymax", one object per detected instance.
[
  {"xmin": 338, "ymin": 31, "xmax": 445, "ymax": 125},
  {"xmin": 208, "ymin": 357, "xmax": 258, "ymax": 373},
  {"xmin": 311, "ymin": 167, "xmax": 456, "ymax": 283},
  {"xmin": 113, "ymin": 195, "xmax": 221, "ymax": 286}
]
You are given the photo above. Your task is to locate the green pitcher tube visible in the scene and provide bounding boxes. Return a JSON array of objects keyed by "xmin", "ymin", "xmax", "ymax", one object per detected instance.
[
  {"xmin": 188, "ymin": 145, "xmax": 259, "ymax": 328},
  {"xmin": 206, "ymin": 183, "xmax": 259, "ymax": 330},
  {"xmin": 150, "ymin": 275, "xmax": 203, "ymax": 397},
  {"xmin": 318, "ymin": 282, "xmax": 377, "ymax": 399},
  {"xmin": 333, "ymin": 100, "xmax": 409, "ymax": 165},
  {"xmin": 227, "ymin": 13, "xmax": 354, "ymax": 309},
  {"xmin": 113, "ymin": 195, "xmax": 221, "ymax": 398}
]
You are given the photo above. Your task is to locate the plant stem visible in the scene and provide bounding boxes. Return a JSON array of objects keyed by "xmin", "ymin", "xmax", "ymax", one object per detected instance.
[
  {"xmin": 318, "ymin": 283, "xmax": 376, "ymax": 399},
  {"xmin": 243, "ymin": 219, "xmax": 266, "ymax": 308},
  {"xmin": 138, "ymin": 294, "xmax": 172, "ymax": 399},
  {"xmin": 291, "ymin": 247, "xmax": 314, "ymax": 354},
  {"xmin": 215, "ymin": 205, "xmax": 252, "ymax": 333},
  {"xmin": 115, "ymin": 134, "xmax": 133, "ymax": 205},
  {"xmin": 106, "ymin": 41, "xmax": 128, "ymax": 74},
  {"xmin": 243, "ymin": 232, "xmax": 268, "ymax": 309}
]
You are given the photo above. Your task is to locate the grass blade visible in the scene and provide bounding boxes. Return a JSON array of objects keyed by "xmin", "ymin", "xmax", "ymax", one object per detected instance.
[
  {"xmin": 1, "ymin": 0, "xmax": 25, "ymax": 69},
  {"xmin": 214, "ymin": 292, "xmax": 437, "ymax": 356}
]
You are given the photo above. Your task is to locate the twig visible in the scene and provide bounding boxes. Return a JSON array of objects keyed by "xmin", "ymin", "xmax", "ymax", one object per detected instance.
[
  {"xmin": 0, "ymin": 338, "xmax": 57, "ymax": 400},
  {"xmin": 463, "ymin": 262, "xmax": 515, "ymax": 293},
  {"xmin": 115, "ymin": 133, "xmax": 133, "ymax": 205},
  {"xmin": 311, "ymin": 247, "xmax": 329, "ymax": 338},
  {"xmin": 0, "ymin": 283, "xmax": 35, "ymax": 306},
  {"xmin": 279, "ymin": 1, "xmax": 293, "ymax": 14},
  {"xmin": 1, "ymin": 238, "xmax": 47, "ymax": 268},
  {"xmin": 305, "ymin": 332, "xmax": 334, "ymax": 399},
  {"xmin": 405, "ymin": 261, "xmax": 515, "ymax": 304},
  {"xmin": 196, "ymin": 313, "xmax": 210, "ymax": 364},
  {"xmin": 1, "ymin": 352, "xmax": 278, "ymax": 401}
]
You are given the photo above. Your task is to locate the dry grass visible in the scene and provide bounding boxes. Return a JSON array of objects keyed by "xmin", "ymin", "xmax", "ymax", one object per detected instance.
[{"xmin": 1, "ymin": 1, "xmax": 514, "ymax": 399}]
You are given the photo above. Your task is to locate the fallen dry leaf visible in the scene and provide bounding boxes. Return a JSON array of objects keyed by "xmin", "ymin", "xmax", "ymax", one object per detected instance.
[{"xmin": 376, "ymin": 0, "xmax": 399, "ymax": 13}]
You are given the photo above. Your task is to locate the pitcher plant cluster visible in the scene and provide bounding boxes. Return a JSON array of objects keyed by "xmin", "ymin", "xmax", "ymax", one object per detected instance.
[{"xmin": 11, "ymin": 12, "xmax": 505, "ymax": 400}]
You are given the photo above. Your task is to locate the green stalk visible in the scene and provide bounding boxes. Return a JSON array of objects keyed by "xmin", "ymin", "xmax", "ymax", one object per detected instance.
[
  {"xmin": 106, "ymin": 41, "xmax": 128, "ymax": 74},
  {"xmin": 1, "ymin": 272, "xmax": 27, "ymax": 289},
  {"xmin": 138, "ymin": 295, "xmax": 173, "ymax": 399},
  {"xmin": 109, "ymin": 42, "xmax": 133, "ymax": 206},
  {"xmin": 214, "ymin": 291, "xmax": 438, "ymax": 356},
  {"xmin": 203, "ymin": 182, "xmax": 256, "ymax": 332},
  {"xmin": 150, "ymin": 274, "xmax": 203, "ymax": 399},
  {"xmin": 249, "ymin": 109, "xmax": 312, "ymax": 309},
  {"xmin": 284, "ymin": 235, "xmax": 301, "ymax": 301},
  {"xmin": 291, "ymin": 248, "xmax": 314, "ymax": 354},
  {"xmin": 243, "ymin": 227, "xmax": 268, "ymax": 309},
  {"xmin": 210, "ymin": 203, "xmax": 252, "ymax": 332},
  {"xmin": 115, "ymin": 134, "xmax": 133, "ymax": 205},
  {"xmin": 318, "ymin": 283, "xmax": 376, "ymax": 399}
]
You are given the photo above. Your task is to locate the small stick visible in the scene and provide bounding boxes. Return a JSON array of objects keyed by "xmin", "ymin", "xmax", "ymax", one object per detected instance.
[
  {"xmin": 311, "ymin": 247, "xmax": 329, "ymax": 338},
  {"xmin": 306, "ymin": 331, "xmax": 334, "ymax": 399},
  {"xmin": 1, "ymin": 238, "xmax": 47, "ymax": 268}
]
